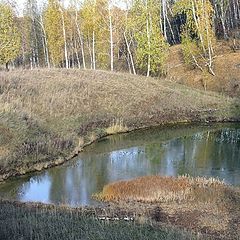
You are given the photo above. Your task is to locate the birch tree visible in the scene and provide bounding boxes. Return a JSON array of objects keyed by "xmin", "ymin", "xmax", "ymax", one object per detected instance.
[
  {"xmin": 72, "ymin": 0, "xmax": 86, "ymax": 69},
  {"xmin": 81, "ymin": 0, "xmax": 99, "ymax": 69},
  {"xmin": 174, "ymin": 0, "xmax": 216, "ymax": 75},
  {"xmin": 123, "ymin": 0, "xmax": 136, "ymax": 74},
  {"xmin": 59, "ymin": 1, "xmax": 69, "ymax": 68},
  {"xmin": 108, "ymin": 1, "xmax": 114, "ymax": 71},
  {"xmin": 44, "ymin": 0, "xmax": 64, "ymax": 66},
  {"xmin": 23, "ymin": 0, "xmax": 43, "ymax": 68},
  {"xmin": 0, "ymin": 3, "xmax": 20, "ymax": 70},
  {"xmin": 132, "ymin": 0, "xmax": 169, "ymax": 76}
]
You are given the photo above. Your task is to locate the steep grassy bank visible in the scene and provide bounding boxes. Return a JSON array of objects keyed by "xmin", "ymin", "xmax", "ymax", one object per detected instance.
[
  {"xmin": 0, "ymin": 200, "xmax": 200, "ymax": 240},
  {"xmin": 0, "ymin": 69, "xmax": 239, "ymax": 180}
]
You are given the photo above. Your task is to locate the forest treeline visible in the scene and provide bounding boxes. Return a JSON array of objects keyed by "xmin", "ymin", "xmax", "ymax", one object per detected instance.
[{"xmin": 0, "ymin": 0, "xmax": 239, "ymax": 76}]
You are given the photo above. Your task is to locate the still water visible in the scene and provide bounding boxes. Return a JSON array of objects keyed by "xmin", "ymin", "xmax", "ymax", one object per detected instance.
[{"xmin": 0, "ymin": 124, "xmax": 240, "ymax": 206}]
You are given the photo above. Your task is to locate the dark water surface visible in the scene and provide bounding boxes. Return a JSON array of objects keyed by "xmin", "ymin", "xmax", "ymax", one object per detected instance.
[{"xmin": 1, "ymin": 124, "xmax": 240, "ymax": 206}]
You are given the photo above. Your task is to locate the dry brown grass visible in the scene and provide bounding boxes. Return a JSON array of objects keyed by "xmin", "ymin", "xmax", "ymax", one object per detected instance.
[
  {"xmin": 0, "ymin": 68, "xmax": 236, "ymax": 132},
  {"xmin": 0, "ymin": 68, "xmax": 239, "ymax": 179},
  {"xmin": 94, "ymin": 175, "xmax": 226, "ymax": 203},
  {"xmin": 94, "ymin": 175, "xmax": 240, "ymax": 239}
]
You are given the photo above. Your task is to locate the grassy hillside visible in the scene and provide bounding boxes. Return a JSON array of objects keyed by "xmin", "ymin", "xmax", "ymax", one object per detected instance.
[{"xmin": 0, "ymin": 69, "xmax": 239, "ymax": 180}]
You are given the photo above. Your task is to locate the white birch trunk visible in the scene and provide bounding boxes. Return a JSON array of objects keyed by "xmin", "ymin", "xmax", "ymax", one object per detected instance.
[
  {"xmin": 92, "ymin": 30, "xmax": 96, "ymax": 70},
  {"xmin": 162, "ymin": 0, "xmax": 167, "ymax": 40},
  {"xmin": 60, "ymin": 6, "xmax": 69, "ymax": 69},
  {"xmin": 39, "ymin": 15, "xmax": 50, "ymax": 68},
  {"xmin": 203, "ymin": 0, "xmax": 215, "ymax": 76},
  {"xmin": 123, "ymin": 32, "xmax": 136, "ymax": 75},
  {"xmin": 146, "ymin": 16, "xmax": 151, "ymax": 77},
  {"xmin": 74, "ymin": 37, "xmax": 81, "ymax": 69},
  {"xmin": 192, "ymin": 0, "xmax": 206, "ymax": 55},
  {"xmin": 109, "ymin": 6, "xmax": 114, "ymax": 71},
  {"xmin": 75, "ymin": 9, "xmax": 86, "ymax": 69}
]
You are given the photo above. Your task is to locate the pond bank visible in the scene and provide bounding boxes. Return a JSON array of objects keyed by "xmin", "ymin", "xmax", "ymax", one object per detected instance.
[
  {"xmin": 1, "ymin": 176, "xmax": 240, "ymax": 240},
  {"xmin": 1, "ymin": 123, "xmax": 240, "ymax": 206},
  {"xmin": 0, "ymin": 199, "xmax": 201, "ymax": 240},
  {"xmin": 0, "ymin": 69, "xmax": 240, "ymax": 181}
]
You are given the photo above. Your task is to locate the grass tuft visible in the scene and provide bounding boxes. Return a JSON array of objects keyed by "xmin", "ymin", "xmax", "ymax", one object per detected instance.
[{"xmin": 105, "ymin": 119, "xmax": 128, "ymax": 135}]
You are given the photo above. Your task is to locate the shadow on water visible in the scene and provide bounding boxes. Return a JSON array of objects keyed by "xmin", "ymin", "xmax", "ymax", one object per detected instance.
[{"xmin": 0, "ymin": 123, "xmax": 240, "ymax": 206}]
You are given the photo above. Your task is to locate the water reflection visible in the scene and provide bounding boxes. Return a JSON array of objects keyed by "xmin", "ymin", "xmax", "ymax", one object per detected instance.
[
  {"xmin": 20, "ymin": 174, "xmax": 51, "ymax": 203},
  {"xmin": 0, "ymin": 124, "xmax": 240, "ymax": 206}
]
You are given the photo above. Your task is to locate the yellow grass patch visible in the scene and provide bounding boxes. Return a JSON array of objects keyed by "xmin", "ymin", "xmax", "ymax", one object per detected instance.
[
  {"xmin": 105, "ymin": 119, "xmax": 128, "ymax": 135},
  {"xmin": 0, "ymin": 146, "xmax": 9, "ymax": 157}
]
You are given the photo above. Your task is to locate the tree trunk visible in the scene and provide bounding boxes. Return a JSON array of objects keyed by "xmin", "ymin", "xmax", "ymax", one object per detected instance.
[
  {"xmin": 162, "ymin": 0, "xmax": 167, "ymax": 41},
  {"xmin": 124, "ymin": 32, "xmax": 136, "ymax": 75},
  {"xmin": 74, "ymin": 37, "xmax": 81, "ymax": 69},
  {"xmin": 146, "ymin": 15, "xmax": 151, "ymax": 77},
  {"xmin": 109, "ymin": 6, "xmax": 114, "ymax": 71},
  {"xmin": 75, "ymin": 10, "xmax": 86, "ymax": 69},
  {"xmin": 92, "ymin": 30, "xmax": 96, "ymax": 70},
  {"xmin": 87, "ymin": 32, "xmax": 93, "ymax": 69},
  {"xmin": 203, "ymin": 0, "xmax": 215, "ymax": 76},
  {"xmin": 60, "ymin": 7, "xmax": 69, "ymax": 69},
  {"xmin": 192, "ymin": 0, "xmax": 206, "ymax": 55},
  {"xmin": 33, "ymin": 20, "xmax": 39, "ymax": 68},
  {"xmin": 40, "ymin": 15, "xmax": 50, "ymax": 68},
  {"xmin": 219, "ymin": 0, "xmax": 228, "ymax": 39}
]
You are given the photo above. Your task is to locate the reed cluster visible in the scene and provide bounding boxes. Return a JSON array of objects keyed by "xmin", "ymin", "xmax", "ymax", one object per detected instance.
[{"xmin": 95, "ymin": 175, "xmax": 227, "ymax": 203}]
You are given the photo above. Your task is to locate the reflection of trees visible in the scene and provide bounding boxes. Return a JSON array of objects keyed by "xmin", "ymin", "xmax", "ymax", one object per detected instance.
[
  {"xmin": 1, "ymin": 125, "xmax": 240, "ymax": 205},
  {"xmin": 49, "ymin": 168, "xmax": 68, "ymax": 204},
  {"xmin": 86, "ymin": 124, "xmax": 225, "ymax": 155},
  {"xmin": 144, "ymin": 127, "xmax": 240, "ymax": 184},
  {"xmin": 107, "ymin": 147, "xmax": 149, "ymax": 180},
  {"xmin": 47, "ymin": 126, "xmax": 240, "ymax": 205},
  {"xmin": 192, "ymin": 128, "xmax": 240, "ymax": 174},
  {"xmin": 48, "ymin": 153, "xmax": 110, "ymax": 205}
]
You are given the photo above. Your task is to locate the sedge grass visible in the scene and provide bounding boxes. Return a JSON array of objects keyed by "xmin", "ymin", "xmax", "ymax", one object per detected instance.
[{"xmin": 0, "ymin": 200, "xmax": 199, "ymax": 240}]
